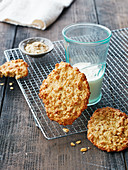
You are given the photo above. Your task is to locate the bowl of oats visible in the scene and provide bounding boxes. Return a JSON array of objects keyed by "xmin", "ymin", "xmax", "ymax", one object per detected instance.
[{"xmin": 19, "ymin": 37, "xmax": 54, "ymax": 57}]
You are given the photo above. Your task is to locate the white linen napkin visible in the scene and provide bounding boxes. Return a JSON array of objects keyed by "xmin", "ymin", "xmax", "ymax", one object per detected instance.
[{"xmin": 0, "ymin": 0, "xmax": 74, "ymax": 30}]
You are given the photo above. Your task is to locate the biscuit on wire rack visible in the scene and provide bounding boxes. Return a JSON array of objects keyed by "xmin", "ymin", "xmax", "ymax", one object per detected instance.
[
  {"xmin": 87, "ymin": 107, "xmax": 128, "ymax": 152},
  {"xmin": 39, "ymin": 61, "xmax": 90, "ymax": 125},
  {"xmin": 0, "ymin": 59, "xmax": 28, "ymax": 79}
]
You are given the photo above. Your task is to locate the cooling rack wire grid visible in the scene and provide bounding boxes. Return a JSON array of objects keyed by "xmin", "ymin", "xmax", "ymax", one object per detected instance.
[{"xmin": 4, "ymin": 28, "xmax": 128, "ymax": 139}]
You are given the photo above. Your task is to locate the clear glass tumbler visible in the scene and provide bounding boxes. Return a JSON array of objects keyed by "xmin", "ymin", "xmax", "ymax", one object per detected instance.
[{"xmin": 62, "ymin": 23, "xmax": 111, "ymax": 106}]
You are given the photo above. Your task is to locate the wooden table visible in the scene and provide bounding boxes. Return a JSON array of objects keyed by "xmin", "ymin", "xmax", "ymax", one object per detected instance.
[{"xmin": 0, "ymin": 0, "xmax": 128, "ymax": 169}]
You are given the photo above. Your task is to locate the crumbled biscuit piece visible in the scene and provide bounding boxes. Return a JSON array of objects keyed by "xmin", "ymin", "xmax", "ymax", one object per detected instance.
[
  {"xmin": 39, "ymin": 62, "xmax": 90, "ymax": 125},
  {"xmin": 0, "ymin": 83, "xmax": 4, "ymax": 85},
  {"xmin": 63, "ymin": 128, "xmax": 69, "ymax": 133},
  {"xmin": 70, "ymin": 142, "xmax": 75, "ymax": 147},
  {"xmin": 0, "ymin": 59, "xmax": 28, "ymax": 79},
  {"xmin": 87, "ymin": 107, "xmax": 128, "ymax": 152},
  {"xmin": 9, "ymin": 82, "xmax": 13, "ymax": 86},
  {"xmin": 76, "ymin": 140, "xmax": 81, "ymax": 144},
  {"xmin": 80, "ymin": 148, "xmax": 87, "ymax": 152},
  {"xmin": 10, "ymin": 87, "xmax": 14, "ymax": 90},
  {"xmin": 88, "ymin": 147, "xmax": 91, "ymax": 150}
]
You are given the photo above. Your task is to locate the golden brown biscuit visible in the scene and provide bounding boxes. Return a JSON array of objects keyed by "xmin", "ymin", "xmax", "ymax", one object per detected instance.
[
  {"xmin": 87, "ymin": 107, "xmax": 128, "ymax": 152},
  {"xmin": 0, "ymin": 59, "xmax": 28, "ymax": 79},
  {"xmin": 39, "ymin": 61, "xmax": 90, "ymax": 125}
]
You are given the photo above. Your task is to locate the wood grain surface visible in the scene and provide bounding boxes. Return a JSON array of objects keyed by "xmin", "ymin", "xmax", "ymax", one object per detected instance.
[
  {"xmin": 0, "ymin": 23, "xmax": 16, "ymax": 116},
  {"xmin": 0, "ymin": 0, "xmax": 128, "ymax": 170}
]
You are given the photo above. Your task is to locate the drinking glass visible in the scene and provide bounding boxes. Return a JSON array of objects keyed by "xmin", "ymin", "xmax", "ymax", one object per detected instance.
[{"xmin": 62, "ymin": 23, "xmax": 111, "ymax": 105}]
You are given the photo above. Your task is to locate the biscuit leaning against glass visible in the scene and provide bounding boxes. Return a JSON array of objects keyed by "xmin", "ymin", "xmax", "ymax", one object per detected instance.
[{"xmin": 39, "ymin": 62, "xmax": 90, "ymax": 125}]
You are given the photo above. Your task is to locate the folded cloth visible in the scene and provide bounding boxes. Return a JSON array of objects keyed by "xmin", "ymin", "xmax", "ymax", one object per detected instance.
[{"xmin": 0, "ymin": 0, "xmax": 74, "ymax": 30}]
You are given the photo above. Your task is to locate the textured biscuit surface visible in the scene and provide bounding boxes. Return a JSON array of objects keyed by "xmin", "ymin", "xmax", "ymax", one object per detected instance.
[
  {"xmin": 0, "ymin": 59, "xmax": 28, "ymax": 79},
  {"xmin": 87, "ymin": 107, "xmax": 128, "ymax": 152},
  {"xmin": 39, "ymin": 62, "xmax": 90, "ymax": 125}
]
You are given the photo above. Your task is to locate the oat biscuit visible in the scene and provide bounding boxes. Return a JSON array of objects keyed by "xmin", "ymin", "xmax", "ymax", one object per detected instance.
[
  {"xmin": 39, "ymin": 62, "xmax": 90, "ymax": 125},
  {"xmin": 0, "ymin": 59, "xmax": 28, "ymax": 79},
  {"xmin": 87, "ymin": 107, "xmax": 128, "ymax": 152}
]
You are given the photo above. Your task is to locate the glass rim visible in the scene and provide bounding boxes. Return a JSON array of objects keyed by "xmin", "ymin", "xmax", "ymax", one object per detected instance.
[{"xmin": 62, "ymin": 23, "xmax": 112, "ymax": 44}]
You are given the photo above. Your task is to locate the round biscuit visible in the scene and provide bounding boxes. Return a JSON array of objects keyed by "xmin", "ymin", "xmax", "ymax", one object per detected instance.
[
  {"xmin": 87, "ymin": 107, "xmax": 128, "ymax": 152},
  {"xmin": 39, "ymin": 62, "xmax": 90, "ymax": 125}
]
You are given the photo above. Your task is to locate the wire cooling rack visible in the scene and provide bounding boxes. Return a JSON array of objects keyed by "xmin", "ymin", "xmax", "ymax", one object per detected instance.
[{"xmin": 4, "ymin": 28, "xmax": 128, "ymax": 140}]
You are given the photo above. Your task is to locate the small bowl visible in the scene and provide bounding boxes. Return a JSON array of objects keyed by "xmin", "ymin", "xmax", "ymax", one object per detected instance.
[{"xmin": 19, "ymin": 37, "xmax": 54, "ymax": 57}]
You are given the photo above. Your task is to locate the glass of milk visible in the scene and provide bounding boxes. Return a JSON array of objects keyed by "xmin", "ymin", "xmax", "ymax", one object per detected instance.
[{"xmin": 62, "ymin": 23, "xmax": 111, "ymax": 106}]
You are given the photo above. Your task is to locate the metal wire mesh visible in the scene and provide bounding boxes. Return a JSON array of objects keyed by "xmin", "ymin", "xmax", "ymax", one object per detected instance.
[{"xmin": 4, "ymin": 28, "xmax": 128, "ymax": 139}]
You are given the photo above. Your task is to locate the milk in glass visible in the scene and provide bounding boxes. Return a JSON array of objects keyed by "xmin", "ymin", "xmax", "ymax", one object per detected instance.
[{"xmin": 73, "ymin": 62, "xmax": 105, "ymax": 105}]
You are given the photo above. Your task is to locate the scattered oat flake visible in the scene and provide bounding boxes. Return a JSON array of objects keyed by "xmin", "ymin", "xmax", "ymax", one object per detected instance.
[
  {"xmin": 0, "ymin": 83, "xmax": 4, "ymax": 85},
  {"xmin": 9, "ymin": 82, "xmax": 13, "ymax": 86},
  {"xmin": 80, "ymin": 148, "xmax": 87, "ymax": 152},
  {"xmin": 76, "ymin": 140, "xmax": 81, "ymax": 144},
  {"xmin": 25, "ymin": 153, "xmax": 28, "ymax": 156},
  {"xmin": 63, "ymin": 128, "xmax": 69, "ymax": 133},
  {"xmin": 10, "ymin": 87, "xmax": 14, "ymax": 90},
  {"xmin": 70, "ymin": 142, "xmax": 75, "ymax": 147}
]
